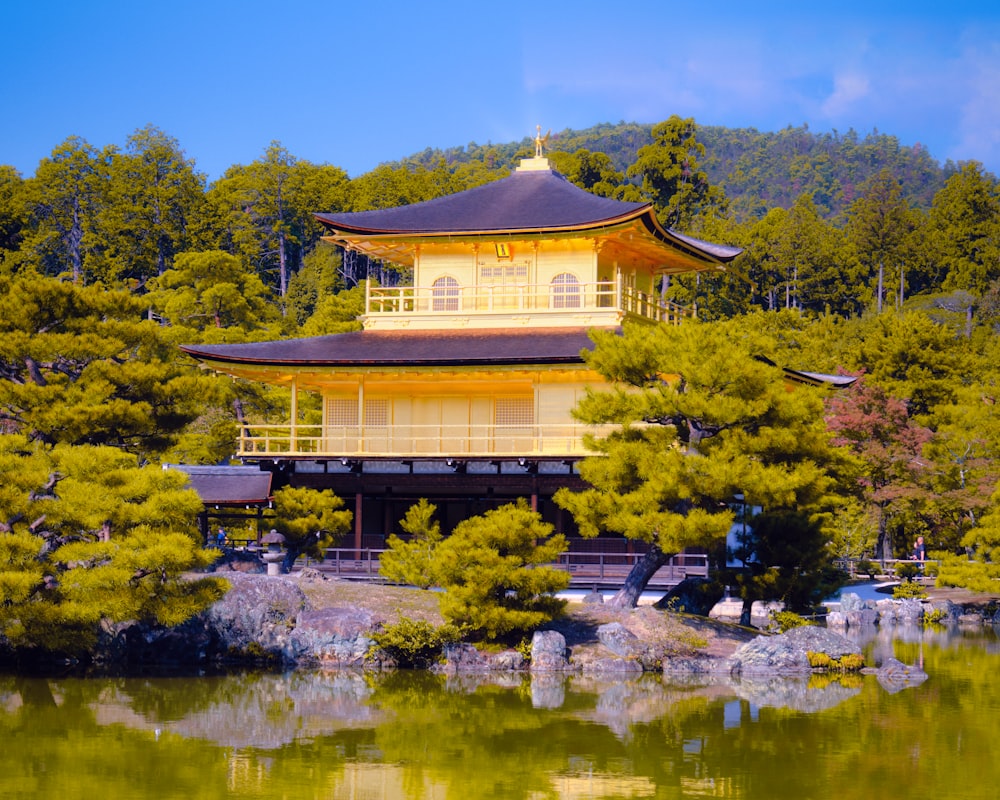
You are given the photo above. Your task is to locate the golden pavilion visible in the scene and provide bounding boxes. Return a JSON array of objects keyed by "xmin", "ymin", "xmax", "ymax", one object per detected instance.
[{"xmin": 180, "ymin": 147, "xmax": 742, "ymax": 547}]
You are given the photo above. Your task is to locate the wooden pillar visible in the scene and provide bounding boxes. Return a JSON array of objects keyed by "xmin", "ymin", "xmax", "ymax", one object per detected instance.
[
  {"xmin": 290, "ymin": 378, "xmax": 298, "ymax": 453},
  {"xmin": 354, "ymin": 492, "xmax": 363, "ymax": 556}
]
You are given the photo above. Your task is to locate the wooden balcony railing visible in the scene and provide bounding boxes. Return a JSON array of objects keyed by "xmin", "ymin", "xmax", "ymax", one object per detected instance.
[
  {"xmin": 237, "ymin": 422, "xmax": 615, "ymax": 459},
  {"xmin": 294, "ymin": 548, "xmax": 709, "ymax": 589},
  {"xmin": 365, "ymin": 281, "xmax": 689, "ymax": 325}
]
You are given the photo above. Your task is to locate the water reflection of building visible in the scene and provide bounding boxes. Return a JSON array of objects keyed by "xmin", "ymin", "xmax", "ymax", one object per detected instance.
[{"xmin": 180, "ymin": 150, "xmax": 742, "ymax": 550}]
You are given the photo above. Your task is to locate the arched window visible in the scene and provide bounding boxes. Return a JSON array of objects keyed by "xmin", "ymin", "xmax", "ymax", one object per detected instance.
[
  {"xmin": 551, "ymin": 272, "xmax": 581, "ymax": 308},
  {"xmin": 432, "ymin": 276, "xmax": 460, "ymax": 311}
]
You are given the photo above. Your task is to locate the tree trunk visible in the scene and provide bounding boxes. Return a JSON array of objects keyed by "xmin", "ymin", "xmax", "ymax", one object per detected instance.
[
  {"xmin": 877, "ymin": 259, "xmax": 884, "ymax": 312},
  {"xmin": 875, "ymin": 505, "xmax": 889, "ymax": 564},
  {"xmin": 605, "ymin": 545, "xmax": 670, "ymax": 609}
]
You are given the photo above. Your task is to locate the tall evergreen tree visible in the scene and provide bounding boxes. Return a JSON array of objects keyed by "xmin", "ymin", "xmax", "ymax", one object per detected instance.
[
  {"xmin": 929, "ymin": 162, "xmax": 1000, "ymax": 296},
  {"xmin": 97, "ymin": 125, "xmax": 205, "ymax": 285},
  {"xmin": 626, "ymin": 116, "xmax": 726, "ymax": 230},
  {"xmin": 556, "ymin": 319, "xmax": 849, "ymax": 608},
  {"xmin": 845, "ymin": 169, "xmax": 914, "ymax": 312},
  {"xmin": 17, "ymin": 137, "xmax": 106, "ymax": 282}
]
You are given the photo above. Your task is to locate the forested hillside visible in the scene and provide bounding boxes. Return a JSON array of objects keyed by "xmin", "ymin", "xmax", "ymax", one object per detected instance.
[{"xmin": 401, "ymin": 120, "xmax": 951, "ymax": 220}]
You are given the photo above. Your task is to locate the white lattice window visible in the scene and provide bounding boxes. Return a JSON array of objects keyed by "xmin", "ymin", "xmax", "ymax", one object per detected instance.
[
  {"xmin": 364, "ymin": 398, "xmax": 389, "ymax": 427},
  {"xmin": 479, "ymin": 261, "xmax": 530, "ymax": 286},
  {"xmin": 325, "ymin": 398, "xmax": 358, "ymax": 427},
  {"xmin": 495, "ymin": 397, "xmax": 534, "ymax": 428},
  {"xmin": 551, "ymin": 272, "xmax": 581, "ymax": 308},
  {"xmin": 432, "ymin": 276, "xmax": 460, "ymax": 311}
]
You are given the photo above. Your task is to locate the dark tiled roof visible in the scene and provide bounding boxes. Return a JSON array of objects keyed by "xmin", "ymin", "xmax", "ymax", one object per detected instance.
[
  {"xmin": 168, "ymin": 465, "xmax": 273, "ymax": 505},
  {"xmin": 180, "ymin": 328, "xmax": 598, "ymax": 368},
  {"xmin": 315, "ymin": 169, "xmax": 647, "ymax": 234}
]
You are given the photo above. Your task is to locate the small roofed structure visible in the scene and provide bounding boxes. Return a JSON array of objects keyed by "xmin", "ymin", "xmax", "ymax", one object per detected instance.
[{"xmin": 167, "ymin": 464, "xmax": 273, "ymax": 544}]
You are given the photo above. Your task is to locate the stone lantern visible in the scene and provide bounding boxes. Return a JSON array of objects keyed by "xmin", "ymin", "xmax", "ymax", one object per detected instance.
[{"xmin": 261, "ymin": 529, "xmax": 286, "ymax": 576}]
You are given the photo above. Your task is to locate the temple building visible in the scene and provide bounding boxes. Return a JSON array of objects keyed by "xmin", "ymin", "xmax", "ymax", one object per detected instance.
[{"xmin": 180, "ymin": 146, "xmax": 742, "ymax": 551}]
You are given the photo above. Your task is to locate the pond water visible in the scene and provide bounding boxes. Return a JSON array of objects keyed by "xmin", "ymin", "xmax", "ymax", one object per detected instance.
[{"xmin": 2, "ymin": 623, "xmax": 999, "ymax": 800}]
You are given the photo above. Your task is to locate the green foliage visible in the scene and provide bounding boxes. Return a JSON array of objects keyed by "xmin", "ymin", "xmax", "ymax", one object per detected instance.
[
  {"xmin": 433, "ymin": 500, "xmax": 570, "ymax": 642},
  {"xmin": 0, "ymin": 436, "xmax": 227, "ymax": 656},
  {"xmin": 299, "ymin": 282, "xmax": 366, "ymax": 337},
  {"xmin": 197, "ymin": 142, "xmax": 351, "ymax": 297},
  {"xmin": 369, "ymin": 617, "xmax": 461, "ymax": 668},
  {"xmin": 856, "ymin": 559, "xmax": 878, "ymax": 578},
  {"xmin": 807, "ymin": 651, "xmax": 865, "ymax": 671},
  {"xmin": 733, "ymin": 511, "xmax": 847, "ymax": 613},
  {"xmin": 378, "ymin": 499, "xmax": 443, "ymax": 588},
  {"xmin": 557, "ymin": 317, "xmax": 850, "ymax": 604},
  {"xmin": 97, "ymin": 125, "xmax": 205, "ymax": 284},
  {"xmin": 284, "ymin": 244, "xmax": 344, "ymax": 325},
  {"xmin": 270, "ymin": 485, "xmax": 352, "ymax": 572},
  {"xmin": 892, "ymin": 580, "xmax": 928, "ymax": 599},
  {"xmin": 925, "ymin": 607, "xmax": 948, "ymax": 625},
  {"xmin": 825, "ymin": 499, "xmax": 878, "ymax": 566},
  {"xmin": 771, "ymin": 611, "xmax": 813, "ymax": 632},
  {"xmin": 147, "ymin": 250, "xmax": 281, "ymax": 335},
  {"xmin": 627, "ymin": 116, "xmax": 726, "ymax": 230},
  {"xmin": 0, "ymin": 270, "xmax": 216, "ymax": 459},
  {"xmin": 894, "ymin": 561, "xmax": 921, "ymax": 581}
]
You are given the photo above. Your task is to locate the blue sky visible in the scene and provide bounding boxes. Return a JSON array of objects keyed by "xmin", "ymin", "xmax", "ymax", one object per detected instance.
[{"xmin": 3, "ymin": 1, "xmax": 999, "ymax": 182}]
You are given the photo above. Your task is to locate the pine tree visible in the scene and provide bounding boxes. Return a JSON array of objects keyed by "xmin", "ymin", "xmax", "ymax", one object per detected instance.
[
  {"xmin": 270, "ymin": 486, "xmax": 352, "ymax": 573},
  {"xmin": 0, "ymin": 436, "xmax": 227, "ymax": 658},
  {"xmin": 556, "ymin": 319, "xmax": 849, "ymax": 608},
  {"xmin": 378, "ymin": 498, "xmax": 444, "ymax": 589},
  {"xmin": 0, "ymin": 271, "xmax": 209, "ymax": 459},
  {"xmin": 433, "ymin": 500, "xmax": 569, "ymax": 642}
]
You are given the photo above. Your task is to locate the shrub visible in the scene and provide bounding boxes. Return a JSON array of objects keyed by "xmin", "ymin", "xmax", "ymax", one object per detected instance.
[
  {"xmin": 893, "ymin": 580, "xmax": 927, "ymax": 599},
  {"xmin": 924, "ymin": 607, "xmax": 947, "ymax": 625},
  {"xmin": 807, "ymin": 651, "xmax": 832, "ymax": 668},
  {"xmin": 434, "ymin": 499, "xmax": 571, "ymax": 643},
  {"xmin": 378, "ymin": 499, "xmax": 443, "ymax": 588},
  {"xmin": 807, "ymin": 651, "xmax": 864, "ymax": 671},
  {"xmin": 895, "ymin": 561, "xmax": 921, "ymax": 581},
  {"xmin": 369, "ymin": 617, "xmax": 461, "ymax": 668},
  {"xmin": 856, "ymin": 559, "xmax": 877, "ymax": 578},
  {"xmin": 771, "ymin": 610, "xmax": 813, "ymax": 632}
]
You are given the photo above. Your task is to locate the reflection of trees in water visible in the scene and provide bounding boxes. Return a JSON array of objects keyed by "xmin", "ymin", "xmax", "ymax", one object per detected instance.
[{"xmin": 2, "ymin": 637, "xmax": 999, "ymax": 800}]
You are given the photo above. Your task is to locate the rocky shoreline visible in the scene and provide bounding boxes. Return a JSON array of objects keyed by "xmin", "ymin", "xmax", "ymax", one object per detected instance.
[{"xmin": 82, "ymin": 572, "xmax": 994, "ymax": 688}]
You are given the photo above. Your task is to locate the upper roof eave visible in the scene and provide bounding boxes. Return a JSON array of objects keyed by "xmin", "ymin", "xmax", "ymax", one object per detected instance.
[{"xmin": 180, "ymin": 327, "xmax": 601, "ymax": 370}]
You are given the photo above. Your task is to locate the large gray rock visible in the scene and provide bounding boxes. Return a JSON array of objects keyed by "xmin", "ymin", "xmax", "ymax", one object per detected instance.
[
  {"xmin": 530, "ymin": 630, "xmax": 568, "ymax": 671},
  {"xmin": 729, "ymin": 626, "xmax": 862, "ymax": 676},
  {"xmin": 202, "ymin": 573, "xmax": 309, "ymax": 662},
  {"xmin": 875, "ymin": 597, "xmax": 925, "ymax": 624},
  {"xmin": 874, "ymin": 656, "xmax": 928, "ymax": 692},
  {"xmin": 928, "ymin": 600, "xmax": 961, "ymax": 624},
  {"xmin": 662, "ymin": 655, "xmax": 730, "ymax": 675},
  {"xmin": 839, "ymin": 592, "xmax": 864, "ymax": 612},
  {"xmin": 846, "ymin": 608, "xmax": 879, "ymax": 628},
  {"xmin": 597, "ymin": 622, "xmax": 641, "ymax": 657},
  {"xmin": 287, "ymin": 607, "xmax": 384, "ymax": 668},
  {"xmin": 435, "ymin": 643, "xmax": 526, "ymax": 673}
]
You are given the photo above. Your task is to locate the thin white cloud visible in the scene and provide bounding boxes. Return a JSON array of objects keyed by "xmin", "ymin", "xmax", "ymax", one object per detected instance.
[
  {"xmin": 951, "ymin": 40, "xmax": 1000, "ymax": 170},
  {"xmin": 820, "ymin": 72, "xmax": 872, "ymax": 118}
]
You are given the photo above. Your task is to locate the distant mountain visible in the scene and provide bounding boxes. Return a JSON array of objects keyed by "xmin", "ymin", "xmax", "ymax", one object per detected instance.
[{"xmin": 399, "ymin": 121, "xmax": 951, "ymax": 221}]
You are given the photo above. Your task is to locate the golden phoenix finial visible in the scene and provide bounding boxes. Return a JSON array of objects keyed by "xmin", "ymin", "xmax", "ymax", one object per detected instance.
[{"xmin": 534, "ymin": 125, "xmax": 551, "ymax": 158}]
